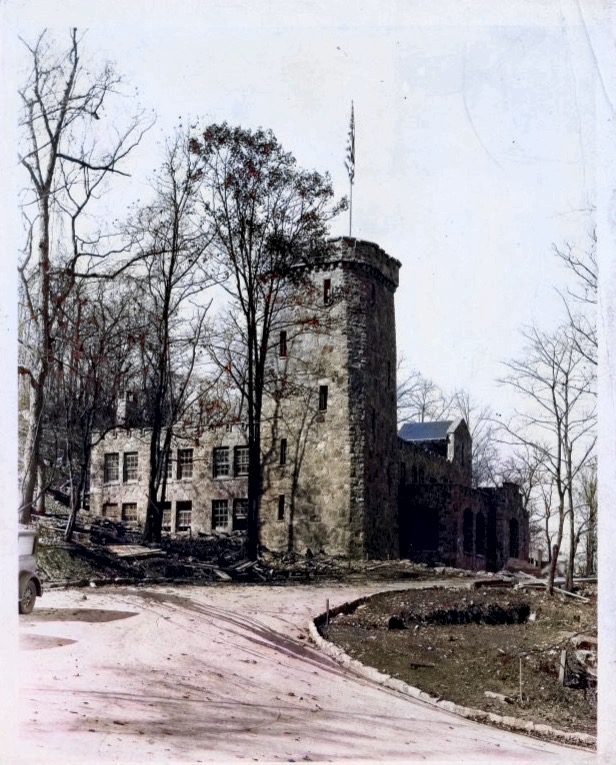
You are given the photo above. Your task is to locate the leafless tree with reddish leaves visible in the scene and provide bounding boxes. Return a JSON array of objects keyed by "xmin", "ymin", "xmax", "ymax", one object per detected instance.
[
  {"xmin": 45, "ymin": 281, "xmax": 141, "ymax": 540},
  {"xmin": 190, "ymin": 124, "xmax": 345, "ymax": 559}
]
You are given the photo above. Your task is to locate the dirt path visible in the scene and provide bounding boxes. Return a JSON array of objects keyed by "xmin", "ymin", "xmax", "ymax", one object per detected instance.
[{"xmin": 15, "ymin": 582, "xmax": 594, "ymax": 763}]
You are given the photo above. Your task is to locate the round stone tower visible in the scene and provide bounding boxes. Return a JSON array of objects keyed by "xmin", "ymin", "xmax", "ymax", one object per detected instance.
[
  {"xmin": 332, "ymin": 237, "xmax": 401, "ymax": 558},
  {"xmin": 260, "ymin": 236, "xmax": 400, "ymax": 559}
]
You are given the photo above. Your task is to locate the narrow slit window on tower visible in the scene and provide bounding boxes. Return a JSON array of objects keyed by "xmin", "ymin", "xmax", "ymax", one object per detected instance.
[
  {"xmin": 279, "ymin": 330, "xmax": 287, "ymax": 357},
  {"xmin": 323, "ymin": 278, "xmax": 332, "ymax": 305},
  {"xmin": 279, "ymin": 438, "xmax": 287, "ymax": 465},
  {"xmin": 319, "ymin": 385, "xmax": 328, "ymax": 411},
  {"xmin": 277, "ymin": 494, "xmax": 285, "ymax": 521}
]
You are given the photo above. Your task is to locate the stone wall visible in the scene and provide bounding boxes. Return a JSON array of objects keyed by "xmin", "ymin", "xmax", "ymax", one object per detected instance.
[
  {"xmin": 89, "ymin": 425, "xmax": 248, "ymax": 535},
  {"xmin": 398, "ymin": 437, "xmax": 529, "ymax": 571}
]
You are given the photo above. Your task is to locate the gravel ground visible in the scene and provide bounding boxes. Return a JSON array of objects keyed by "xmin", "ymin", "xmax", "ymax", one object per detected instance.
[{"xmin": 14, "ymin": 581, "xmax": 595, "ymax": 764}]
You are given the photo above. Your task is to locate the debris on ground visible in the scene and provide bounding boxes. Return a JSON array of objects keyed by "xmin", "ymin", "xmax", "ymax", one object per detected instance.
[{"xmin": 32, "ymin": 506, "xmax": 476, "ymax": 588}]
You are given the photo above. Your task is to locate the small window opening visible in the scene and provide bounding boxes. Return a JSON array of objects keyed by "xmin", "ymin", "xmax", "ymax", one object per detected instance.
[
  {"xmin": 177, "ymin": 500, "xmax": 193, "ymax": 532},
  {"xmin": 323, "ymin": 278, "xmax": 332, "ymax": 305},
  {"xmin": 123, "ymin": 452, "xmax": 138, "ymax": 482},
  {"xmin": 122, "ymin": 502, "xmax": 138, "ymax": 523},
  {"xmin": 277, "ymin": 494, "xmax": 285, "ymax": 521},
  {"xmin": 280, "ymin": 438, "xmax": 287, "ymax": 465},
  {"xmin": 213, "ymin": 447, "xmax": 230, "ymax": 477},
  {"xmin": 177, "ymin": 448, "xmax": 193, "ymax": 480},
  {"xmin": 161, "ymin": 501, "xmax": 172, "ymax": 532},
  {"xmin": 318, "ymin": 385, "xmax": 328, "ymax": 411},
  {"xmin": 233, "ymin": 498, "xmax": 248, "ymax": 531},
  {"xmin": 279, "ymin": 330, "xmax": 287, "ymax": 357},
  {"xmin": 212, "ymin": 499, "xmax": 229, "ymax": 530}
]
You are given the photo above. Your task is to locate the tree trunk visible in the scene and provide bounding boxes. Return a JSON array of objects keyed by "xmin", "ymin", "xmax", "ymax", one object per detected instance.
[
  {"xmin": 246, "ymin": 422, "xmax": 262, "ymax": 561},
  {"xmin": 20, "ymin": 381, "xmax": 45, "ymax": 524},
  {"xmin": 143, "ymin": 431, "xmax": 163, "ymax": 543},
  {"xmin": 20, "ymin": 199, "xmax": 52, "ymax": 524},
  {"xmin": 566, "ymin": 487, "xmax": 576, "ymax": 590},
  {"xmin": 36, "ymin": 461, "xmax": 46, "ymax": 515},
  {"xmin": 547, "ymin": 498, "xmax": 565, "ymax": 596},
  {"xmin": 64, "ymin": 493, "xmax": 79, "ymax": 541}
]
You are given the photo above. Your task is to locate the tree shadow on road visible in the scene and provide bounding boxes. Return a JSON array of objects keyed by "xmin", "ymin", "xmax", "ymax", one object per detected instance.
[{"xmin": 27, "ymin": 608, "xmax": 139, "ymax": 623}]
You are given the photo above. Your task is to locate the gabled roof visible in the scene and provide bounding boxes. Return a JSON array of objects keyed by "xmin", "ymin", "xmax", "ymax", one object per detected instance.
[{"xmin": 398, "ymin": 420, "xmax": 454, "ymax": 442}]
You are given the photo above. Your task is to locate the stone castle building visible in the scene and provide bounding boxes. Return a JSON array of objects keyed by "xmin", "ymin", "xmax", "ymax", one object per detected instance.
[{"xmin": 89, "ymin": 238, "xmax": 528, "ymax": 570}]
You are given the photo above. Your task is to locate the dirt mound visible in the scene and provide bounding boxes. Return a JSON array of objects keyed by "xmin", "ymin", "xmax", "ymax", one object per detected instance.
[{"xmin": 324, "ymin": 586, "xmax": 597, "ymax": 738}]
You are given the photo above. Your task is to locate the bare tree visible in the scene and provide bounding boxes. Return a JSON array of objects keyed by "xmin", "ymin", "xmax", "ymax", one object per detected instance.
[
  {"xmin": 17, "ymin": 28, "xmax": 147, "ymax": 523},
  {"xmin": 577, "ymin": 458, "xmax": 597, "ymax": 576},
  {"xmin": 554, "ymin": 234, "xmax": 597, "ymax": 370},
  {"xmin": 397, "ymin": 363, "xmax": 498, "ymax": 486},
  {"xmin": 499, "ymin": 445, "xmax": 546, "ymax": 551},
  {"xmin": 125, "ymin": 131, "xmax": 213, "ymax": 542},
  {"xmin": 47, "ymin": 281, "xmax": 140, "ymax": 540},
  {"xmin": 451, "ymin": 389, "xmax": 498, "ymax": 487},
  {"xmin": 190, "ymin": 123, "xmax": 344, "ymax": 559},
  {"xmin": 499, "ymin": 324, "xmax": 596, "ymax": 593},
  {"xmin": 396, "ymin": 362, "xmax": 451, "ymax": 424}
]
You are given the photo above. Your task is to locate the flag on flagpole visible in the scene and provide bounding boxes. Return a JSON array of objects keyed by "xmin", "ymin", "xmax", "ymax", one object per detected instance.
[{"xmin": 345, "ymin": 101, "xmax": 355, "ymax": 185}]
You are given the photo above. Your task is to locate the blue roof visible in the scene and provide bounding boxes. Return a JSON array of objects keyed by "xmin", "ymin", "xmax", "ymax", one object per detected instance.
[{"xmin": 398, "ymin": 421, "xmax": 453, "ymax": 442}]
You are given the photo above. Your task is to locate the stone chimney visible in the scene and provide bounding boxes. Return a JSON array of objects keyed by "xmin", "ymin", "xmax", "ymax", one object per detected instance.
[{"xmin": 116, "ymin": 390, "xmax": 137, "ymax": 426}]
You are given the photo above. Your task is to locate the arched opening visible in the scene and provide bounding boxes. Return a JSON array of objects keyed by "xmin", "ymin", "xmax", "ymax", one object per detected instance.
[
  {"xmin": 509, "ymin": 518, "xmax": 519, "ymax": 558},
  {"xmin": 463, "ymin": 508, "xmax": 474, "ymax": 554},
  {"xmin": 475, "ymin": 512, "xmax": 486, "ymax": 556}
]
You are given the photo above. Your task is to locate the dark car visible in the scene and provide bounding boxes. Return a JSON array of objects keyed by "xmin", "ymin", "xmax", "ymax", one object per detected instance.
[{"xmin": 18, "ymin": 528, "xmax": 42, "ymax": 614}]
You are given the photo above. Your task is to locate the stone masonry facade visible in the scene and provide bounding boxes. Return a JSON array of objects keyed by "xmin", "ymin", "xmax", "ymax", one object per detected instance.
[
  {"xmin": 88, "ymin": 237, "xmax": 529, "ymax": 569},
  {"xmin": 398, "ymin": 421, "xmax": 529, "ymax": 570}
]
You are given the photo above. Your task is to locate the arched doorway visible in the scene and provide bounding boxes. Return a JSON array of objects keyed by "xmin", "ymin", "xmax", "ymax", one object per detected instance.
[
  {"xmin": 463, "ymin": 509, "xmax": 474, "ymax": 554},
  {"xmin": 509, "ymin": 518, "xmax": 519, "ymax": 559},
  {"xmin": 475, "ymin": 512, "xmax": 486, "ymax": 556}
]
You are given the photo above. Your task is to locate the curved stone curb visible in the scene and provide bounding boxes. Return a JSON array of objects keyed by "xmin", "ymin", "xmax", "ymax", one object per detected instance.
[{"xmin": 308, "ymin": 594, "xmax": 596, "ymax": 750}]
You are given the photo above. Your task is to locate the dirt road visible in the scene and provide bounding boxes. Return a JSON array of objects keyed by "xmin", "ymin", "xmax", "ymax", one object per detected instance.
[{"xmin": 16, "ymin": 582, "xmax": 594, "ymax": 763}]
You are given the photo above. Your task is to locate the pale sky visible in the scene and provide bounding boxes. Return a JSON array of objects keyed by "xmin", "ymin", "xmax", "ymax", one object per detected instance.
[{"xmin": 1, "ymin": 0, "xmax": 607, "ymax": 412}]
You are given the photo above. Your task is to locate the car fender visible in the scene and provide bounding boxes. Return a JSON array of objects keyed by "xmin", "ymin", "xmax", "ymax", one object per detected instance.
[{"xmin": 19, "ymin": 572, "xmax": 42, "ymax": 597}]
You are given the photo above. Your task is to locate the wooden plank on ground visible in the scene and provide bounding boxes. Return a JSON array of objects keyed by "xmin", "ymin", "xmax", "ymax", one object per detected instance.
[{"xmin": 106, "ymin": 545, "xmax": 166, "ymax": 559}]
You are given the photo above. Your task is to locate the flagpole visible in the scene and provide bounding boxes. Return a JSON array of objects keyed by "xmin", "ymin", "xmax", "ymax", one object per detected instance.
[
  {"xmin": 349, "ymin": 177, "xmax": 353, "ymax": 237},
  {"xmin": 345, "ymin": 100, "xmax": 355, "ymax": 238}
]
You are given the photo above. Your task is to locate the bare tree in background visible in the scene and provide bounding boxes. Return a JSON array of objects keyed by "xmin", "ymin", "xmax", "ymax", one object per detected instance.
[
  {"xmin": 47, "ymin": 281, "xmax": 140, "ymax": 540},
  {"xmin": 18, "ymin": 28, "xmax": 148, "ymax": 523},
  {"xmin": 554, "ymin": 233, "xmax": 597, "ymax": 370},
  {"xmin": 577, "ymin": 458, "xmax": 597, "ymax": 576},
  {"xmin": 396, "ymin": 362, "xmax": 451, "ymax": 424},
  {"xmin": 450, "ymin": 389, "xmax": 498, "ymax": 487},
  {"xmin": 397, "ymin": 361, "xmax": 498, "ymax": 486},
  {"xmin": 500, "ymin": 447, "xmax": 555, "ymax": 563},
  {"xmin": 499, "ymin": 324, "xmax": 596, "ymax": 593},
  {"xmin": 126, "ymin": 131, "xmax": 213, "ymax": 543}
]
